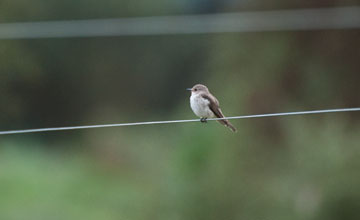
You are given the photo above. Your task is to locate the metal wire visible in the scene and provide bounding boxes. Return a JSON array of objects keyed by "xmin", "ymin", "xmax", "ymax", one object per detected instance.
[
  {"xmin": 0, "ymin": 6, "xmax": 359, "ymax": 39},
  {"xmin": 0, "ymin": 107, "xmax": 359, "ymax": 135}
]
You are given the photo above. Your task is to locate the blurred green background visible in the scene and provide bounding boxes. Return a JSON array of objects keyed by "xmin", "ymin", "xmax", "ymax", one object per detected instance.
[{"xmin": 1, "ymin": 0, "xmax": 360, "ymax": 219}]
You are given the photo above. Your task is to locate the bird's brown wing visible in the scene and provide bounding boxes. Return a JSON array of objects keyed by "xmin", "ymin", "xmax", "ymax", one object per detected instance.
[
  {"xmin": 201, "ymin": 94, "xmax": 223, "ymax": 118},
  {"xmin": 201, "ymin": 93, "xmax": 237, "ymax": 132}
]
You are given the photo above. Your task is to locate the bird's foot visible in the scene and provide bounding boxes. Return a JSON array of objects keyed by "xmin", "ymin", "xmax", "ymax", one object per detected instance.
[{"xmin": 200, "ymin": 118, "xmax": 207, "ymax": 123}]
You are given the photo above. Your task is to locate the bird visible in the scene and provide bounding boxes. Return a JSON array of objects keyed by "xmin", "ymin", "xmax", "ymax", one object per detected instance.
[{"xmin": 187, "ymin": 84, "xmax": 237, "ymax": 132}]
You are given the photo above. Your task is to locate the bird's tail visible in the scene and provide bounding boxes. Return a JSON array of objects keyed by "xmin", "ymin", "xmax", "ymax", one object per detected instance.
[{"xmin": 217, "ymin": 119, "xmax": 237, "ymax": 132}]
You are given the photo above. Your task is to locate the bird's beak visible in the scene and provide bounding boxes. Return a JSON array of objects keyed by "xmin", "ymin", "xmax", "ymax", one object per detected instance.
[{"xmin": 186, "ymin": 88, "xmax": 192, "ymax": 91}]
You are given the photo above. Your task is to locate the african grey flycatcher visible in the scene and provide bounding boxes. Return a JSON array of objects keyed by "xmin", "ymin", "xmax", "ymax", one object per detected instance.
[{"xmin": 187, "ymin": 84, "xmax": 237, "ymax": 132}]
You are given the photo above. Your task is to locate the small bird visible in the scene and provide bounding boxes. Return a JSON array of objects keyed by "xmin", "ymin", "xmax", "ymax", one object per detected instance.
[{"xmin": 187, "ymin": 84, "xmax": 237, "ymax": 132}]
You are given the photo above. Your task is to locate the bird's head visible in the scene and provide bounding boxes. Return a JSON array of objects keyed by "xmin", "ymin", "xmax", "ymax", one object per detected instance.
[{"xmin": 186, "ymin": 84, "xmax": 209, "ymax": 94}]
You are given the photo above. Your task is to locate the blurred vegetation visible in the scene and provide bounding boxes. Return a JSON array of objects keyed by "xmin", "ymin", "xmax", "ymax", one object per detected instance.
[{"xmin": 1, "ymin": 0, "xmax": 360, "ymax": 219}]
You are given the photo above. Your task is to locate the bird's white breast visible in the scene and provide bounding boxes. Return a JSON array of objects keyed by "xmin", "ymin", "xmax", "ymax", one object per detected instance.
[{"xmin": 190, "ymin": 94, "xmax": 215, "ymax": 118}]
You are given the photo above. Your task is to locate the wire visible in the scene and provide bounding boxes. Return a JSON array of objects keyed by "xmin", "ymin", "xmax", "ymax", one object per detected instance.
[
  {"xmin": 0, "ymin": 6, "xmax": 359, "ymax": 39},
  {"xmin": 0, "ymin": 107, "xmax": 359, "ymax": 135}
]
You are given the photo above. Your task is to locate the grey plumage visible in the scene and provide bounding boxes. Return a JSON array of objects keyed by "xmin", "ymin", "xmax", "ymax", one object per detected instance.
[{"xmin": 188, "ymin": 84, "xmax": 237, "ymax": 132}]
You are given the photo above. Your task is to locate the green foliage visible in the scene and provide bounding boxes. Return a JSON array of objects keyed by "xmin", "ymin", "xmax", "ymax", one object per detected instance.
[{"xmin": 1, "ymin": 117, "xmax": 360, "ymax": 219}]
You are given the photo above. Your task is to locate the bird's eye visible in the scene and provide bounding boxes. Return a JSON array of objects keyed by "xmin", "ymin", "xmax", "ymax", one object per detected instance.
[{"xmin": 194, "ymin": 89, "xmax": 197, "ymax": 91}]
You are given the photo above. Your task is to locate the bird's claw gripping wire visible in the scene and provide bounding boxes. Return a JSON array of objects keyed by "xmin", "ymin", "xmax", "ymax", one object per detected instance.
[{"xmin": 200, "ymin": 118, "xmax": 207, "ymax": 123}]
